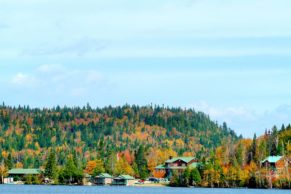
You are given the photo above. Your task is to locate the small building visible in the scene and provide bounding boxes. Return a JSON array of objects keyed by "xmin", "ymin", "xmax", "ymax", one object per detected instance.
[
  {"xmin": 261, "ymin": 156, "xmax": 284, "ymax": 171},
  {"xmin": 7, "ymin": 168, "xmax": 41, "ymax": 183},
  {"xmin": 155, "ymin": 156, "xmax": 199, "ymax": 179},
  {"xmin": 112, "ymin": 175, "xmax": 135, "ymax": 186},
  {"xmin": 3, "ymin": 177, "xmax": 14, "ymax": 184},
  {"xmin": 94, "ymin": 173, "xmax": 113, "ymax": 185}
]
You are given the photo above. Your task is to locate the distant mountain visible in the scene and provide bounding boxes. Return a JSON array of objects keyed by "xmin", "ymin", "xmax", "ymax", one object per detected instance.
[{"xmin": 0, "ymin": 104, "xmax": 238, "ymax": 168}]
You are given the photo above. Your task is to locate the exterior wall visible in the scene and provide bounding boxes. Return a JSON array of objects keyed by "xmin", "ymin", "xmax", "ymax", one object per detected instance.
[
  {"xmin": 112, "ymin": 179, "xmax": 126, "ymax": 185},
  {"xmin": 95, "ymin": 178, "xmax": 105, "ymax": 185},
  {"xmin": 4, "ymin": 177, "xmax": 14, "ymax": 184},
  {"xmin": 160, "ymin": 157, "xmax": 197, "ymax": 179},
  {"xmin": 170, "ymin": 160, "xmax": 187, "ymax": 167},
  {"xmin": 104, "ymin": 178, "xmax": 112, "ymax": 185},
  {"xmin": 95, "ymin": 177, "xmax": 112, "ymax": 185},
  {"xmin": 112, "ymin": 179, "xmax": 135, "ymax": 186}
]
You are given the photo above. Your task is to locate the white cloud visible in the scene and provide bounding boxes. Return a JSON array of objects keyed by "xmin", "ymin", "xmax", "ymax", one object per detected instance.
[
  {"xmin": 193, "ymin": 101, "xmax": 291, "ymax": 137},
  {"xmin": 37, "ymin": 64, "xmax": 64, "ymax": 74},
  {"xmin": 194, "ymin": 101, "xmax": 256, "ymax": 122},
  {"xmin": 11, "ymin": 73, "xmax": 37, "ymax": 86},
  {"xmin": 9, "ymin": 64, "xmax": 112, "ymax": 99}
]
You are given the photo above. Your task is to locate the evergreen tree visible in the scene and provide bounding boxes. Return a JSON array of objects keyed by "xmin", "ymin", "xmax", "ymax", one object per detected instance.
[
  {"xmin": 135, "ymin": 146, "xmax": 148, "ymax": 179},
  {"xmin": 105, "ymin": 152, "xmax": 117, "ymax": 175},
  {"xmin": 182, "ymin": 167, "xmax": 191, "ymax": 186},
  {"xmin": 61, "ymin": 156, "xmax": 83, "ymax": 184},
  {"xmin": 270, "ymin": 126, "xmax": 278, "ymax": 156},
  {"xmin": 248, "ymin": 133, "xmax": 257, "ymax": 163},
  {"xmin": 190, "ymin": 168, "xmax": 201, "ymax": 186},
  {"xmin": 44, "ymin": 151, "xmax": 58, "ymax": 180},
  {"xmin": 236, "ymin": 142, "xmax": 244, "ymax": 166},
  {"xmin": 5, "ymin": 154, "xmax": 13, "ymax": 170}
]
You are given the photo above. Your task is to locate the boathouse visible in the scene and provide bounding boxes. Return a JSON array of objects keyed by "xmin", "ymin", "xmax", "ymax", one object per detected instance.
[{"xmin": 112, "ymin": 175, "xmax": 135, "ymax": 186}]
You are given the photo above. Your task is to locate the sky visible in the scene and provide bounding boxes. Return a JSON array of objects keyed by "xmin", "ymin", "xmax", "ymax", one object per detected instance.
[{"xmin": 1, "ymin": 0, "xmax": 291, "ymax": 137}]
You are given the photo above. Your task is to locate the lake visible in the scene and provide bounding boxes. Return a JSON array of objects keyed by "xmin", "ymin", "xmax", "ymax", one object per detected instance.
[{"xmin": 0, "ymin": 185, "xmax": 290, "ymax": 194}]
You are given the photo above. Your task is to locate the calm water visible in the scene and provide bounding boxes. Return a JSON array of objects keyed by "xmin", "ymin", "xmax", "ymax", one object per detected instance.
[{"xmin": 0, "ymin": 185, "xmax": 289, "ymax": 194}]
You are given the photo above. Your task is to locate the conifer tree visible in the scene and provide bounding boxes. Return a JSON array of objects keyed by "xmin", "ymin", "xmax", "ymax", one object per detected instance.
[
  {"xmin": 135, "ymin": 146, "xmax": 148, "ymax": 179},
  {"xmin": 5, "ymin": 154, "xmax": 13, "ymax": 170},
  {"xmin": 44, "ymin": 150, "xmax": 58, "ymax": 180}
]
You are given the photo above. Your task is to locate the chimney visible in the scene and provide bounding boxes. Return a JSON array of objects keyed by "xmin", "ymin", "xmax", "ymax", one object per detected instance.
[{"xmin": 169, "ymin": 156, "xmax": 173, "ymax": 160}]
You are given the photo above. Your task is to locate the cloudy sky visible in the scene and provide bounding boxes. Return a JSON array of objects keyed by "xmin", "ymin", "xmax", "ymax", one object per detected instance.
[{"xmin": 1, "ymin": 0, "xmax": 291, "ymax": 137}]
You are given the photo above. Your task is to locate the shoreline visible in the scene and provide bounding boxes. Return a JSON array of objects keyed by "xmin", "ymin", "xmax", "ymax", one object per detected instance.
[{"xmin": 133, "ymin": 183, "xmax": 168, "ymax": 187}]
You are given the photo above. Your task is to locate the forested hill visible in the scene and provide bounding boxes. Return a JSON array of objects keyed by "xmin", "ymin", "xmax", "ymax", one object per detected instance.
[{"xmin": 0, "ymin": 104, "xmax": 238, "ymax": 168}]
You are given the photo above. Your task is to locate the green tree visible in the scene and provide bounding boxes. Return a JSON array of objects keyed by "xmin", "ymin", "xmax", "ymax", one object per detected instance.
[
  {"xmin": 105, "ymin": 152, "xmax": 117, "ymax": 175},
  {"xmin": 190, "ymin": 168, "xmax": 201, "ymax": 186},
  {"xmin": 270, "ymin": 126, "xmax": 279, "ymax": 156},
  {"xmin": 44, "ymin": 151, "xmax": 58, "ymax": 181},
  {"xmin": 61, "ymin": 156, "xmax": 83, "ymax": 184},
  {"xmin": 5, "ymin": 154, "xmax": 13, "ymax": 170},
  {"xmin": 92, "ymin": 159, "xmax": 105, "ymax": 176},
  {"xmin": 248, "ymin": 134, "xmax": 257, "ymax": 163},
  {"xmin": 135, "ymin": 146, "xmax": 148, "ymax": 179},
  {"xmin": 182, "ymin": 167, "xmax": 191, "ymax": 186}
]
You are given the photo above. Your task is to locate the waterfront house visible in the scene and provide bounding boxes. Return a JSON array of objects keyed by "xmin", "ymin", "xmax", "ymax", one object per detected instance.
[
  {"xmin": 94, "ymin": 173, "xmax": 113, "ymax": 185},
  {"xmin": 155, "ymin": 156, "xmax": 199, "ymax": 178},
  {"xmin": 112, "ymin": 175, "xmax": 135, "ymax": 186},
  {"xmin": 7, "ymin": 168, "xmax": 41, "ymax": 183},
  {"xmin": 261, "ymin": 156, "xmax": 284, "ymax": 171}
]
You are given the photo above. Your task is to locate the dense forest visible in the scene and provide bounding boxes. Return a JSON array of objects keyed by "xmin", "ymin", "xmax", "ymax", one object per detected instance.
[
  {"xmin": 0, "ymin": 104, "xmax": 237, "ymax": 178},
  {"xmin": 171, "ymin": 125, "xmax": 291, "ymax": 189},
  {"xmin": 0, "ymin": 103, "xmax": 290, "ymax": 188}
]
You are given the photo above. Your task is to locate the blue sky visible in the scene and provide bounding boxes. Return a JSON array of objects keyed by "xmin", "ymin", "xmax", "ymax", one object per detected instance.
[{"xmin": 1, "ymin": 0, "xmax": 291, "ymax": 137}]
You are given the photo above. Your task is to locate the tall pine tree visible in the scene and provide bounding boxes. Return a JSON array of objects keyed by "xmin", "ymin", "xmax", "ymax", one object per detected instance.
[{"xmin": 44, "ymin": 150, "xmax": 58, "ymax": 181}]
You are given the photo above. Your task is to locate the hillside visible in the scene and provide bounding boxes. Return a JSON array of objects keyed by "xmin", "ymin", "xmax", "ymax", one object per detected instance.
[{"xmin": 0, "ymin": 104, "xmax": 238, "ymax": 169}]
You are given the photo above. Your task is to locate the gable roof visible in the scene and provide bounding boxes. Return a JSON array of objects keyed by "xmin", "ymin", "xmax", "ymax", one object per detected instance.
[
  {"xmin": 155, "ymin": 164, "xmax": 166, "ymax": 169},
  {"xmin": 166, "ymin": 157, "xmax": 195, "ymax": 164},
  {"xmin": 117, "ymin": 175, "xmax": 135, "ymax": 180},
  {"xmin": 8, "ymin": 168, "xmax": 40, "ymax": 175},
  {"xmin": 97, "ymin": 173, "xmax": 112, "ymax": 178},
  {"xmin": 261, "ymin": 156, "xmax": 283, "ymax": 163}
]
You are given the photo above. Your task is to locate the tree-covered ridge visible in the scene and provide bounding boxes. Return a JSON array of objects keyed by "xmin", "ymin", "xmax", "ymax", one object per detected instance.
[
  {"xmin": 0, "ymin": 103, "xmax": 238, "ymax": 169},
  {"xmin": 171, "ymin": 125, "xmax": 291, "ymax": 188}
]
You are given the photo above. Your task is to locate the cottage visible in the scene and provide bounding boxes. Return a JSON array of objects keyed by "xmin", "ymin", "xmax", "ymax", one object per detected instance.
[
  {"xmin": 155, "ymin": 156, "xmax": 199, "ymax": 178},
  {"xmin": 94, "ymin": 173, "xmax": 113, "ymax": 185},
  {"xmin": 112, "ymin": 175, "xmax": 135, "ymax": 186},
  {"xmin": 7, "ymin": 168, "xmax": 41, "ymax": 183},
  {"xmin": 261, "ymin": 156, "xmax": 284, "ymax": 171}
]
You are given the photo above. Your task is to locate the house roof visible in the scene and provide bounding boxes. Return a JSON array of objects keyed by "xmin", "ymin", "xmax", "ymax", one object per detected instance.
[
  {"xmin": 8, "ymin": 168, "xmax": 40, "ymax": 175},
  {"xmin": 166, "ymin": 157, "xmax": 195, "ymax": 164},
  {"xmin": 97, "ymin": 173, "xmax": 112, "ymax": 178},
  {"xmin": 155, "ymin": 164, "xmax": 166, "ymax": 169},
  {"xmin": 116, "ymin": 175, "xmax": 135, "ymax": 180},
  {"xmin": 261, "ymin": 156, "xmax": 283, "ymax": 163},
  {"xmin": 155, "ymin": 162, "xmax": 199, "ymax": 170}
]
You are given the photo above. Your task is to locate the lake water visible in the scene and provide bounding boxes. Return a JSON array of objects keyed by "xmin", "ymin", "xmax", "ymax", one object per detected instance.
[{"xmin": 0, "ymin": 185, "xmax": 290, "ymax": 194}]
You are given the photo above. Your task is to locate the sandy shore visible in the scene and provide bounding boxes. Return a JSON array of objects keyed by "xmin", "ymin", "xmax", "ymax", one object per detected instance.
[{"xmin": 133, "ymin": 183, "xmax": 168, "ymax": 187}]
